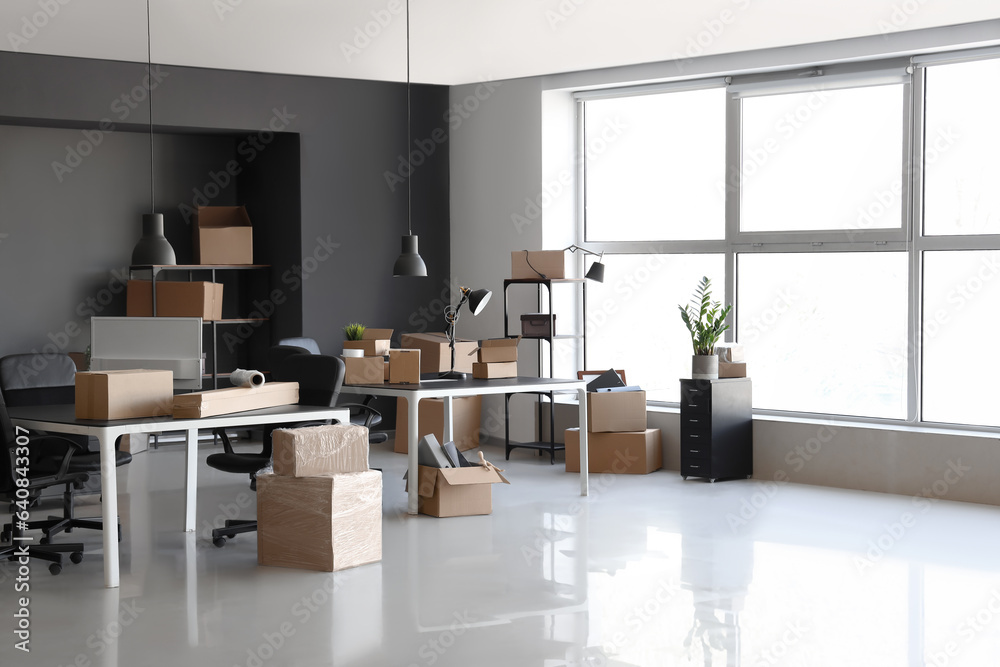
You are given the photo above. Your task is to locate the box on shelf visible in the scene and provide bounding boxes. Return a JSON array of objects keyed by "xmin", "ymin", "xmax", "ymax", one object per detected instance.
[
  {"xmin": 472, "ymin": 361, "xmax": 517, "ymax": 379},
  {"xmin": 520, "ymin": 313, "xmax": 555, "ymax": 338},
  {"xmin": 257, "ymin": 470, "xmax": 382, "ymax": 572},
  {"xmin": 399, "ymin": 332, "xmax": 477, "ymax": 374},
  {"xmin": 511, "ymin": 250, "xmax": 565, "ymax": 280},
  {"xmin": 75, "ymin": 369, "xmax": 174, "ymax": 420},
  {"xmin": 194, "ymin": 205, "xmax": 253, "ymax": 265},
  {"xmin": 587, "ymin": 390, "xmax": 647, "ymax": 433},
  {"xmin": 126, "ymin": 280, "xmax": 224, "ymax": 321},
  {"xmin": 477, "ymin": 337, "xmax": 519, "ymax": 363},
  {"xmin": 394, "ymin": 395, "xmax": 482, "ymax": 453},
  {"xmin": 343, "ymin": 328, "xmax": 393, "ymax": 357},
  {"xmin": 172, "ymin": 382, "xmax": 299, "ymax": 418},
  {"xmin": 564, "ymin": 428, "xmax": 662, "ymax": 474},
  {"xmin": 719, "ymin": 361, "xmax": 747, "ymax": 378},
  {"xmin": 271, "ymin": 424, "xmax": 370, "ymax": 478},
  {"xmin": 407, "ymin": 464, "xmax": 509, "ymax": 517},
  {"xmin": 388, "ymin": 349, "xmax": 420, "ymax": 384},
  {"xmin": 343, "ymin": 356, "xmax": 385, "ymax": 385}
]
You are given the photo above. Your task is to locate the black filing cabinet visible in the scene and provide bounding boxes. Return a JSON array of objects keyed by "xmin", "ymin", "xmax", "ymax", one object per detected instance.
[{"xmin": 679, "ymin": 378, "xmax": 752, "ymax": 482}]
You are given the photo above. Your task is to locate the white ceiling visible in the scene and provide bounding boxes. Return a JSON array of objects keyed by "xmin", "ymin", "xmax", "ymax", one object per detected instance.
[{"xmin": 1, "ymin": 0, "xmax": 998, "ymax": 84}]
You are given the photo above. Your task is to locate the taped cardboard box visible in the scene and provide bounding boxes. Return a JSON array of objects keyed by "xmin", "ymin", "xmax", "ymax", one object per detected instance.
[
  {"xmin": 344, "ymin": 356, "xmax": 385, "ymax": 385},
  {"xmin": 394, "ymin": 395, "xmax": 482, "ymax": 453},
  {"xmin": 75, "ymin": 369, "xmax": 174, "ymax": 420},
  {"xmin": 472, "ymin": 361, "xmax": 517, "ymax": 379},
  {"xmin": 564, "ymin": 428, "xmax": 662, "ymax": 474},
  {"xmin": 172, "ymin": 382, "xmax": 299, "ymax": 418},
  {"xmin": 587, "ymin": 390, "xmax": 647, "ymax": 433},
  {"xmin": 389, "ymin": 349, "xmax": 420, "ymax": 384},
  {"xmin": 272, "ymin": 424, "xmax": 370, "ymax": 477},
  {"xmin": 477, "ymin": 337, "xmax": 519, "ymax": 363},
  {"xmin": 126, "ymin": 280, "xmax": 224, "ymax": 321},
  {"xmin": 511, "ymin": 250, "xmax": 565, "ymax": 280},
  {"xmin": 257, "ymin": 470, "xmax": 382, "ymax": 572},
  {"xmin": 406, "ymin": 464, "xmax": 509, "ymax": 517},
  {"xmin": 343, "ymin": 328, "xmax": 393, "ymax": 357},
  {"xmin": 195, "ymin": 205, "xmax": 253, "ymax": 264},
  {"xmin": 400, "ymin": 332, "xmax": 478, "ymax": 374}
]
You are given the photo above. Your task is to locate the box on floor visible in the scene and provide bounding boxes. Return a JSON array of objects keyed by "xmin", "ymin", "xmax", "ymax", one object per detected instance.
[
  {"xmin": 564, "ymin": 428, "xmax": 662, "ymax": 474},
  {"xmin": 394, "ymin": 395, "xmax": 482, "ymax": 453},
  {"xmin": 406, "ymin": 464, "xmax": 509, "ymax": 517},
  {"xmin": 586, "ymin": 390, "xmax": 647, "ymax": 432}
]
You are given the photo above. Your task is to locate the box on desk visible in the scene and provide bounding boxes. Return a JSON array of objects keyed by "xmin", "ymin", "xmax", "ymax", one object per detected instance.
[
  {"xmin": 257, "ymin": 470, "xmax": 382, "ymax": 572},
  {"xmin": 472, "ymin": 361, "xmax": 517, "ymax": 379},
  {"xmin": 388, "ymin": 349, "xmax": 420, "ymax": 384},
  {"xmin": 75, "ymin": 369, "xmax": 174, "ymax": 420},
  {"xmin": 587, "ymin": 390, "xmax": 647, "ymax": 433},
  {"xmin": 271, "ymin": 424, "xmax": 370, "ymax": 478},
  {"xmin": 394, "ymin": 395, "xmax": 482, "ymax": 453},
  {"xmin": 126, "ymin": 280, "xmax": 224, "ymax": 321},
  {"xmin": 343, "ymin": 328, "xmax": 393, "ymax": 357},
  {"xmin": 477, "ymin": 337, "xmax": 519, "ymax": 363},
  {"xmin": 511, "ymin": 250, "xmax": 565, "ymax": 280},
  {"xmin": 407, "ymin": 464, "xmax": 509, "ymax": 517},
  {"xmin": 344, "ymin": 356, "xmax": 385, "ymax": 385},
  {"xmin": 195, "ymin": 205, "xmax": 253, "ymax": 264},
  {"xmin": 172, "ymin": 382, "xmax": 299, "ymax": 418},
  {"xmin": 564, "ymin": 428, "xmax": 662, "ymax": 474},
  {"xmin": 400, "ymin": 332, "xmax": 477, "ymax": 373}
]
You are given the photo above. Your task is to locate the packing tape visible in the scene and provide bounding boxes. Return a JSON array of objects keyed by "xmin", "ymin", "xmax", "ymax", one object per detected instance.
[{"xmin": 342, "ymin": 349, "xmax": 365, "ymax": 358}]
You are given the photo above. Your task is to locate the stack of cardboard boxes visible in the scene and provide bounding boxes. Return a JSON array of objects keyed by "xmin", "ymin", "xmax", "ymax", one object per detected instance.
[
  {"xmin": 342, "ymin": 328, "xmax": 392, "ymax": 385},
  {"xmin": 565, "ymin": 385, "xmax": 662, "ymax": 474},
  {"xmin": 257, "ymin": 424, "xmax": 382, "ymax": 571},
  {"xmin": 472, "ymin": 337, "xmax": 519, "ymax": 379}
]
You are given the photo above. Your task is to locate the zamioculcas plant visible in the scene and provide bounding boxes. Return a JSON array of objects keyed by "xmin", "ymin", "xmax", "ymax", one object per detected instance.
[
  {"xmin": 678, "ymin": 276, "xmax": 732, "ymax": 356},
  {"xmin": 343, "ymin": 323, "xmax": 366, "ymax": 341}
]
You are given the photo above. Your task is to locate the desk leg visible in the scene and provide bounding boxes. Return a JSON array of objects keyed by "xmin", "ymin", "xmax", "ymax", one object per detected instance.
[
  {"xmin": 578, "ymin": 388, "xmax": 588, "ymax": 496},
  {"xmin": 407, "ymin": 397, "xmax": 419, "ymax": 514},
  {"xmin": 442, "ymin": 396, "xmax": 454, "ymax": 444},
  {"xmin": 99, "ymin": 434, "xmax": 120, "ymax": 588},
  {"xmin": 184, "ymin": 427, "xmax": 198, "ymax": 531}
]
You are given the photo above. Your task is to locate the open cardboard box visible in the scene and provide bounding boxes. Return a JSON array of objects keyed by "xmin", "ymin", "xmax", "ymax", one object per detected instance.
[
  {"xmin": 400, "ymin": 332, "xmax": 477, "ymax": 373},
  {"xmin": 195, "ymin": 206, "xmax": 253, "ymax": 264},
  {"xmin": 406, "ymin": 464, "xmax": 509, "ymax": 517}
]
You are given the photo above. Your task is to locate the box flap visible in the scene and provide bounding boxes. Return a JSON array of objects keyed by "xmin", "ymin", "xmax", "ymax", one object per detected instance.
[
  {"xmin": 362, "ymin": 328, "xmax": 393, "ymax": 340},
  {"xmin": 401, "ymin": 332, "xmax": 473, "ymax": 344},
  {"xmin": 437, "ymin": 464, "xmax": 509, "ymax": 487},
  {"xmin": 478, "ymin": 336, "xmax": 520, "ymax": 350},
  {"xmin": 196, "ymin": 205, "xmax": 251, "ymax": 229}
]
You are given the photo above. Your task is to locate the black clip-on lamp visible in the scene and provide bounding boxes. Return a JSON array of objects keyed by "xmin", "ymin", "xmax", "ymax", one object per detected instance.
[
  {"xmin": 441, "ymin": 286, "xmax": 492, "ymax": 379},
  {"xmin": 565, "ymin": 245, "xmax": 606, "ymax": 283}
]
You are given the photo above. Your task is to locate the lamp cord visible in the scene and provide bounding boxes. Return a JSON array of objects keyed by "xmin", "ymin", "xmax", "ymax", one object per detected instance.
[
  {"xmin": 146, "ymin": 0, "xmax": 154, "ymax": 213},
  {"xmin": 524, "ymin": 250, "xmax": 547, "ymax": 279},
  {"xmin": 405, "ymin": 0, "xmax": 411, "ymax": 236}
]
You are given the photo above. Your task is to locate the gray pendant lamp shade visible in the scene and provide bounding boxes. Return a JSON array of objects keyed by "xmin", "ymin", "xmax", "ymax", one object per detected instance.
[
  {"xmin": 131, "ymin": 213, "xmax": 176, "ymax": 265},
  {"xmin": 393, "ymin": 234, "xmax": 428, "ymax": 277},
  {"xmin": 585, "ymin": 259, "xmax": 605, "ymax": 283}
]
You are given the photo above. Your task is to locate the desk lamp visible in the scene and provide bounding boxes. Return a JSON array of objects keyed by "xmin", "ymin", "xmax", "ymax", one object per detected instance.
[{"xmin": 441, "ymin": 286, "xmax": 492, "ymax": 379}]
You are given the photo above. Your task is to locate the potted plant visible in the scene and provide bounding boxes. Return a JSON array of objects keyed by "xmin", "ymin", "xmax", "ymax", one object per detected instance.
[
  {"xmin": 343, "ymin": 323, "xmax": 366, "ymax": 341},
  {"xmin": 678, "ymin": 276, "xmax": 732, "ymax": 379}
]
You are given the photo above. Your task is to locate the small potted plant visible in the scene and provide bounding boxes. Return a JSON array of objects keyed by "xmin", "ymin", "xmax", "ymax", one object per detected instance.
[
  {"xmin": 343, "ymin": 323, "xmax": 366, "ymax": 341},
  {"xmin": 678, "ymin": 276, "xmax": 732, "ymax": 379}
]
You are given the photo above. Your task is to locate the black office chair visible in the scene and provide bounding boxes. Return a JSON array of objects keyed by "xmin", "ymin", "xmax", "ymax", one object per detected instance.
[
  {"xmin": 0, "ymin": 353, "xmax": 130, "ymax": 542},
  {"xmin": 0, "ymin": 389, "xmax": 85, "ymax": 575},
  {"xmin": 274, "ymin": 338, "xmax": 387, "ymax": 444},
  {"xmin": 207, "ymin": 354, "xmax": 348, "ymax": 547}
]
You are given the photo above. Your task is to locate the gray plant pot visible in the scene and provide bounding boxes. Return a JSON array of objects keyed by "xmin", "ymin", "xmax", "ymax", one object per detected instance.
[{"xmin": 691, "ymin": 354, "xmax": 719, "ymax": 380}]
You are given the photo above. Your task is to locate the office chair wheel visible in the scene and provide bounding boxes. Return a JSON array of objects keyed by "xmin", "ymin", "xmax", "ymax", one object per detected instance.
[
  {"xmin": 213, "ymin": 536, "xmax": 227, "ymax": 548},
  {"xmin": 49, "ymin": 563, "xmax": 62, "ymax": 575},
  {"xmin": 0, "ymin": 531, "xmax": 9, "ymax": 543},
  {"xmin": 70, "ymin": 552, "xmax": 83, "ymax": 564},
  {"xmin": 40, "ymin": 536, "xmax": 49, "ymax": 545}
]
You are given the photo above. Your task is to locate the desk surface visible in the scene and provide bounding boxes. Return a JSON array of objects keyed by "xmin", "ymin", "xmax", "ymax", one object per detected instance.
[
  {"xmin": 8, "ymin": 403, "xmax": 344, "ymax": 428},
  {"xmin": 340, "ymin": 375, "xmax": 585, "ymax": 397}
]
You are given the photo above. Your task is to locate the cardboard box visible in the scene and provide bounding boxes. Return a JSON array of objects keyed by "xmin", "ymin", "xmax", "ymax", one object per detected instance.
[
  {"xmin": 388, "ymin": 349, "xmax": 420, "ymax": 384},
  {"xmin": 587, "ymin": 390, "xmax": 647, "ymax": 433},
  {"xmin": 195, "ymin": 206, "xmax": 253, "ymax": 264},
  {"xmin": 394, "ymin": 395, "xmax": 482, "ymax": 453},
  {"xmin": 472, "ymin": 361, "xmax": 517, "ymax": 379},
  {"xmin": 272, "ymin": 424, "xmax": 370, "ymax": 477},
  {"xmin": 400, "ymin": 332, "xmax": 477, "ymax": 374},
  {"xmin": 343, "ymin": 328, "xmax": 393, "ymax": 357},
  {"xmin": 521, "ymin": 313, "xmax": 555, "ymax": 338},
  {"xmin": 172, "ymin": 382, "xmax": 299, "ymax": 418},
  {"xmin": 384, "ymin": 360, "xmax": 390, "ymax": 381},
  {"xmin": 511, "ymin": 250, "xmax": 565, "ymax": 280},
  {"xmin": 119, "ymin": 433, "xmax": 150, "ymax": 454},
  {"xmin": 477, "ymin": 337, "xmax": 519, "ymax": 363},
  {"xmin": 344, "ymin": 356, "xmax": 385, "ymax": 385},
  {"xmin": 126, "ymin": 280, "xmax": 224, "ymax": 321},
  {"xmin": 564, "ymin": 428, "xmax": 662, "ymax": 474},
  {"xmin": 257, "ymin": 470, "xmax": 382, "ymax": 572},
  {"xmin": 407, "ymin": 464, "xmax": 509, "ymax": 517},
  {"xmin": 719, "ymin": 361, "xmax": 747, "ymax": 378},
  {"xmin": 75, "ymin": 369, "xmax": 174, "ymax": 420}
]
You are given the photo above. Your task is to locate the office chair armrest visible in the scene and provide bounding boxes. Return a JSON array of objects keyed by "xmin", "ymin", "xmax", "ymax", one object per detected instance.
[
  {"xmin": 29, "ymin": 435, "xmax": 88, "ymax": 479},
  {"xmin": 340, "ymin": 402, "xmax": 382, "ymax": 429}
]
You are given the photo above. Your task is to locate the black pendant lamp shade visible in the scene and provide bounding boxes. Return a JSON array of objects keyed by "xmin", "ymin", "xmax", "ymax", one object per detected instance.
[
  {"xmin": 585, "ymin": 258, "xmax": 606, "ymax": 283},
  {"xmin": 131, "ymin": 214, "xmax": 176, "ymax": 266},
  {"xmin": 392, "ymin": 234, "xmax": 428, "ymax": 277}
]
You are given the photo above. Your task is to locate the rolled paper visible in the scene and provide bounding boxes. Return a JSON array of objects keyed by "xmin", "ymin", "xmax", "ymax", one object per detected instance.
[{"xmin": 230, "ymin": 368, "xmax": 265, "ymax": 388}]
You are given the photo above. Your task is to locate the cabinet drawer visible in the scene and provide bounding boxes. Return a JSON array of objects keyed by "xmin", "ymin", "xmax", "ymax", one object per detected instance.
[
  {"xmin": 681, "ymin": 443, "xmax": 711, "ymax": 460},
  {"xmin": 681, "ymin": 460, "xmax": 711, "ymax": 477},
  {"xmin": 681, "ymin": 413, "xmax": 710, "ymax": 429},
  {"xmin": 680, "ymin": 385, "xmax": 711, "ymax": 413}
]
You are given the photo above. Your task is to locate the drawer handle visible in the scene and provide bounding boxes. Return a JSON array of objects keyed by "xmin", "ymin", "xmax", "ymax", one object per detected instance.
[
  {"xmin": 687, "ymin": 449, "xmax": 699, "ymax": 454},
  {"xmin": 688, "ymin": 418, "xmax": 700, "ymax": 424},
  {"xmin": 689, "ymin": 464, "xmax": 700, "ymax": 469},
  {"xmin": 689, "ymin": 434, "xmax": 699, "ymax": 439}
]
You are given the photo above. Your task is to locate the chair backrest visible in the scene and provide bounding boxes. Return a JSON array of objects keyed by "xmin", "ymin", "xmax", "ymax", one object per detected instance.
[
  {"xmin": 273, "ymin": 354, "xmax": 345, "ymax": 408},
  {"xmin": 276, "ymin": 337, "xmax": 321, "ymax": 355},
  {"xmin": 0, "ymin": 388, "xmax": 19, "ymax": 495},
  {"xmin": 0, "ymin": 353, "xmax": 77, "ymax": 406},
  {"xmin": 267, "ymin": 345, "xmax": 311, "ymax": 374}
]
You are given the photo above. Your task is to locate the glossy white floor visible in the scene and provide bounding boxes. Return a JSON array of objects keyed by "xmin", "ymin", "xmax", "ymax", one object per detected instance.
[{"xmin": 3, "ymin": 437, "xmax": 1000, "ymax": 667}]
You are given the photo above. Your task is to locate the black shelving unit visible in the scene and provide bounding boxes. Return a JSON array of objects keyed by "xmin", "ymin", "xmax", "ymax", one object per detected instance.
[
  {"xmin": 128, "ymin": 264, "xmax": 271, "ymax": 389},
  {"xmin": 502, "ymin": 278, "xmax": 586, "ymax": 463}
]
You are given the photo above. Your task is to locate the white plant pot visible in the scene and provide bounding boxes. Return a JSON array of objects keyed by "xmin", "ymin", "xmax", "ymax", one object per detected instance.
[{"xmin": 691, "ymin": 354, "xmax": 718, "ymax": 380}]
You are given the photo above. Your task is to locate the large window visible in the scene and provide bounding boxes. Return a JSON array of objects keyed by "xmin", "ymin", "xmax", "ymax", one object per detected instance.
[{"xmin": 578, "ymin": 53, "xmax": 1000, "ymax": 428}]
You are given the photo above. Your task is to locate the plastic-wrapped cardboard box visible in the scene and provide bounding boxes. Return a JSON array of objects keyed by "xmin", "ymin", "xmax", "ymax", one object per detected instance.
[
  {"xmin": 511, "ymin": 250, "xmax": 565, "ymax": 280},
  {"xmin": 75, "ymin": 369, "xmax": 174, "ymax": 420},
  {"xmin": 586, "ymin": 390, "xmax": 647, "ymax": 432},
  {"xmin": 195, "ymin": 206, "xmax": 253, "ymax": 264},
  {"xmin": 343, "ymin": 328, "xmax": 393, "ymax": 357},
  {"xmin": 126, "ymin": 280, "xmax": 224, "ymax": 320},
  {"xmin": 407, "ymin": 464, "xmax": 509, "ymax": 517},
  {"xmin": 257, "ymin": 470, "xmax": 382, "ymax": 572},
  {"xmin": 394, "ymin": 395, "xmax": 482, "ymax": 452},
  {"xmin": 271, "ymin": 424, "xmax": 370, "ymax": 477},
  {"xmin": 400, "ymin": 332, "xmax": 477, "ymax": 373},
  {"xmin": 564, "ymin": 428, "xmax": 662, "ymax": 474},
  {"xmin": 172, "ymin": 382, "xmax": 299, "ymax": 418},
  {"xmin": 388, "ymin": 349, "xmax": 420, "ymax": 384}
]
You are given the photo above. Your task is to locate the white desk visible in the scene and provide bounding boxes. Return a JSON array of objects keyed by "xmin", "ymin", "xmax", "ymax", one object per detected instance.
[
  {"xmin": 341, "ymin": 376, "xmax": 588, "ymax": 514},
  {"xmin": 8, "ymin": 404, "xmax": 349, "ymax": 588}
]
